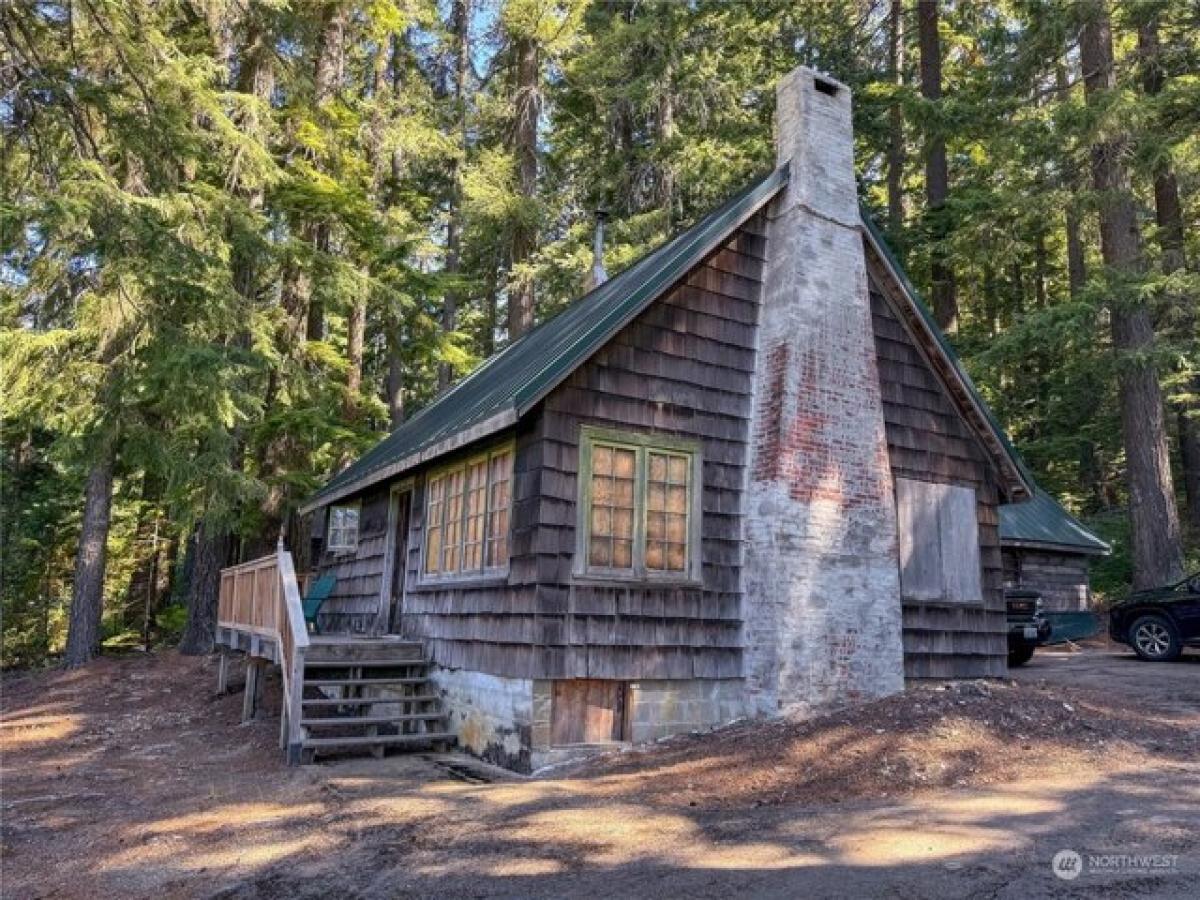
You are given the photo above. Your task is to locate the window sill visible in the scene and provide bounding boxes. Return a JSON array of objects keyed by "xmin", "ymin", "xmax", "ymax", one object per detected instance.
[
  {"xmin": 410, "ymin": 572, "xmax": 510, "ymax": 592},
  {"xmin": 571, "ymin": 572, "xmax": 705, "ymax": 590}
]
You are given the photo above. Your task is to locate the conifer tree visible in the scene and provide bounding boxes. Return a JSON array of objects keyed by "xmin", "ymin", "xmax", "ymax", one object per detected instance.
[{"xmin": 1079, "ymin": 0, "xmax": 1184, "ymax": 586}]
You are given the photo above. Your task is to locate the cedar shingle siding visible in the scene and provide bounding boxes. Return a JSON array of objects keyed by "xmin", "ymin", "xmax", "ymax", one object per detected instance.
[
  {"xmin": 867, "ymin": 260, "xmax": 1007, "ymax": 678},
  {"xmin": 313, "ymin": 487, "xmax": 390, "ymax": 633},
  {"xmin": 312, "ymin": 217, "xmax": 1017, "ymax": 682},
  {"xmin": 320, "ymin": 215, "xmax": 767, "ymax": 680}
]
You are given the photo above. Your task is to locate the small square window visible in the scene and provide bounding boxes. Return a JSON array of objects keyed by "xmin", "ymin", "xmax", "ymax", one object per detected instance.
[{"xmin": 327, "ymin": 504, "xmax": 360, "ymax": 553}]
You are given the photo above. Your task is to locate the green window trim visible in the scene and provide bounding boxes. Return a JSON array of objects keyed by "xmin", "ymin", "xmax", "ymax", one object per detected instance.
[{"xmin": 574, "ymin": 426, "xmax": 704, "ymax": 584}]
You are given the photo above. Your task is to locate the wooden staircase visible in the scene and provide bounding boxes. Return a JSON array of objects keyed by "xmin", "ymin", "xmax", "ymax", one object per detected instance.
[
  {"xmin": 216, "ymin": 549, "xmax": 456, "ymax": 765},
  {"xmin": 295, "ymin": 637, "xmax": 455, "ymax": 762}
]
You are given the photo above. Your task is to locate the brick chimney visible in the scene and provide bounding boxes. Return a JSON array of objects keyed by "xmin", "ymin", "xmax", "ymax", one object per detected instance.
[{"xmin": 742, "ymin": 67, "xmax": 905, "ymax": 716}]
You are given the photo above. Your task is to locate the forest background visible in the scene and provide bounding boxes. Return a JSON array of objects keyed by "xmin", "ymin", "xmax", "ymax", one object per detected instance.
[{"xmin": 2, "ymin": 0, "xmax": 1198, "ymax": 666}]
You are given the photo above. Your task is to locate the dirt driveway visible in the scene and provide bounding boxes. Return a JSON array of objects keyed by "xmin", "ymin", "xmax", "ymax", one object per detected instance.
[
  {"xmin": 3, "ymin": 646, "xmax": 1197, "ymax": 899},
  {"xmin": 1009, "ymin": 642, "xmax": 1200, "ymax": 717}
]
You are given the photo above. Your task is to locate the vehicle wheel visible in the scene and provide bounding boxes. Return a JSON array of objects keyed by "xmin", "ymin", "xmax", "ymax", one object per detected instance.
[
  {"xmin": 1129, "ymin": 615, "xmax": 1182, "ymax": 662},
  {"xmin": 1008, "ymin": 643, "xmax": 1035, "ymax": 668}
]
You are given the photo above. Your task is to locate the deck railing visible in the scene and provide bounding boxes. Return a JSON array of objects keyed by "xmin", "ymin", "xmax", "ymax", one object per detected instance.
[{"xmin": 217, "ymin": 541, "xmax": 310, "ymax": 753}]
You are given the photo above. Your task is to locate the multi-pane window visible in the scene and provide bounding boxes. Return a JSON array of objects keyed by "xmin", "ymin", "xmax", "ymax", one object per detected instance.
[
  {"xmin": 645, "ymin": 451, "xmax": 690, "ymax": 572},
  {"xmin": 423, "ymin": 445, "xmax": 514, "ymax": 578},
  {"xmin": 327, "ymin": 504, "xmax": 360, "ymax": 553},
  {"xmin": 486, "ymin": 452, "xmax": 512, "ymax": 568},
  {"xmin": 578, "ymin": 429, "xmax": 700, "ymax": 580},
  {"xmin": 588, "ymin": 445, "xmax": 636, "ymax": 570}
]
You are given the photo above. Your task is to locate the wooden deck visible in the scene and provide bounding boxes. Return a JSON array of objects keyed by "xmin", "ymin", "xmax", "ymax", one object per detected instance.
[{"xmin": 216, "ymin": 546, "xmax": 452, "ymax": 764}]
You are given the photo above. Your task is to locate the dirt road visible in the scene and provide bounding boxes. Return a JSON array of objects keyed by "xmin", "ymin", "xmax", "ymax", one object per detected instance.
[{"xmin": 3, "ymin": 646, "xmax": 1197, "ymax": 899}]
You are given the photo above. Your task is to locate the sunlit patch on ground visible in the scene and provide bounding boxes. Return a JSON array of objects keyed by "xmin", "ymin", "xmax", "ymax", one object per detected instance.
[{"xmin": 2, "ymin": 648, "xmax": 1198, "ymax": 898}]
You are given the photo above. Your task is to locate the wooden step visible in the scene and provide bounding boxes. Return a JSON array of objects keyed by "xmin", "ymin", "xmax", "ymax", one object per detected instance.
[
  {"xmin": 301, "ymin": 713, "xmax": 445, "ymax": 727},
  {"xmin": 305, "ymin": 639, "xmax": 425, "ymax": 664},
  {"xmin": 305, "ymin": 676, "xmax": 428, "ymax": 688},
  {"xmin": 304, "ymin": 658, "xmax": 430, "ymax": 668},
  {"xmin": 301, "ymin": 694, "xmax": 440, "ymax": 707},
  {"xmin": 303, "ymin": 732, "xmax": 455, "ymax": 750}
]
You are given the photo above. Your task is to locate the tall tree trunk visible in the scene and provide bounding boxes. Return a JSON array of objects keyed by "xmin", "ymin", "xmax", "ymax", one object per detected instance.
[
  {"xmin": 345, "ymin": 295, "xmax": 365, "ymax": 416},
  {"xmin": 1034, "ymin": 230, "xmax": 1048, "ymax": 307},
  {"xmin": 382, "ymin": 36, "xmax": 409, "ymax": 417},
  {"xmin": 1080, "ymin": 1, "xmax": 1185, "ymax": 588},
  {"xmin": 887, "ymin": 0, "xmax": 906, "ymax": 232},
  {"xmin": 184, "ymin": 11, "xmax": 275, "ymax": 644},
  {"xmin": 507, "ymin": 33, "xmax": 539, "ymax": 341},
  {"xmin": 241, "ymin": 18, "xmax": 287, "ymax": 543},
  {"xmin": 62, "ymin": 446, "xmax": 115, "ymax": 668},
  {"xmin": 1056, "ymin": 61, "xmax": 1088, "ymax": 297},
  {"xmin": 917, "ymin": 0, "xmax": 956, "ymax": 331},
  {"xmin": 439, "ymin": 0, "xmax": 470, "ymax": 389},
  {"xmin": 179, "ymin": 521, "xmax": 233, "ymax": 655},
  {"xmin": 386, "ymin": 327, "xmax": 406, "ymax": 428},
  {"xmin": 655, "ymin": 62, "xmax": 676, "ymax": 222},
  {"xmin": 481, "ymin": 262, "xmax": 499, "ymax": 357},
  {"xmin": 303, "ymin": 3, "xmax": 347, "ymax": 343},
  {"xmin": 120, "ymin": 470, "xmax": 165, "ymax": 631},
  {"xmin": 1138, "ymin": 16, "xmax": 1200, "ymax": 528}
]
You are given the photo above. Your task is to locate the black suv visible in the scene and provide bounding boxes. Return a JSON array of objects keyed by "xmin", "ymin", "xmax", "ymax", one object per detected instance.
[
  {"xmin": 1006, "ymin": 589, "xmax": 1051, "ymax": 667},
  {"xmin": 1109, "ymin": 573, "xmax": 1200, "ymax": 661}
]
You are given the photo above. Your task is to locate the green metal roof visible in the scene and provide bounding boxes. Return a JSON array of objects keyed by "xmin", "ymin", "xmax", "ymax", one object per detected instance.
[
  {"xmin": 1000, "ymin": 489, "xmax": 1110, "ymax": 555},
  {"xmin": 301, "ymin": 164, "xmax": 790, "ymax": 512}
]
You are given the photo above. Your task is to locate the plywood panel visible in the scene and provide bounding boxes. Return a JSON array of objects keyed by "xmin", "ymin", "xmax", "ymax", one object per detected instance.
[{"xmin": 551, "ymin": 680, "xmax": 626, "ymax": 744}]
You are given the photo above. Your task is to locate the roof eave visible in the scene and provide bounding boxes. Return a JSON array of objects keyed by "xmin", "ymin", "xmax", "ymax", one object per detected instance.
[
  {"xmin": 1001, "ymin": 537, "xmax": 1111, "ymax": 556},
  {"xmin": 860, "ymin": 213, "xmax": 1034, "ymax": 501},
  {"xmin": 298, "ymin": 406, "xmax": 519, "ymax": 515}
]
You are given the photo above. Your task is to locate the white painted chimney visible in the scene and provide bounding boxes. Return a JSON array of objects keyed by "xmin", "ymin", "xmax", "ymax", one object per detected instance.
[{"xmin": 741, "ymin": 67, "xmax": 905, "ymax": 716}]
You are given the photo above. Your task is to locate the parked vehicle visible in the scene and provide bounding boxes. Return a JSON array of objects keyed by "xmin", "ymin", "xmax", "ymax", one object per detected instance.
[
  {"xmin": 1006, "ymin": 589, "xmax": 1051, "ymax": 667},
  {"xmin": 1109, "ymin": 573, "xmax": 1200, "ymax": 662}
]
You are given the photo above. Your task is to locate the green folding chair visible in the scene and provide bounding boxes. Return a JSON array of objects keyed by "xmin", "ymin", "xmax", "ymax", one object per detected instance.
[{"xmin": 302, "ymin": 574, "xmax": 337, "ymax": 634}]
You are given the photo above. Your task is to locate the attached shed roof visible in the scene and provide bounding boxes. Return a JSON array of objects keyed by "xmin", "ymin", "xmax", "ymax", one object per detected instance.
[
  {"xmin": 300, "ymin": 164, "xmax": 790, "ymax": 513},
  {"xmin": 1000, "ymin": 489, "xmax": 1110, "ymax": 555}
]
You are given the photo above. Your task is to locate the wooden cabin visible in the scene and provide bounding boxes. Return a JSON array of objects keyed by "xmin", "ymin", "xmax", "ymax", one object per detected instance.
[
  {"xmin": 1001, "ymin": 489, "xmax": 1109, "ymax": 611},
  {"xmin": 217, "ymin": 66, "xmax": 1035, "ymax": 771}
]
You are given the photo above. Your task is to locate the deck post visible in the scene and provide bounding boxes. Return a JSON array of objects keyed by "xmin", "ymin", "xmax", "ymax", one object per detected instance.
[
  {"xmin": 242, "ymin": 658, "xmax": 262, "ymax": 722},
  {"xmin": 286, "ymin": 645, "xmax": 306, "ymax": 757},
  {"xmin": 216, "ymin": 650, "xmax": 230, "ymax": 695}
]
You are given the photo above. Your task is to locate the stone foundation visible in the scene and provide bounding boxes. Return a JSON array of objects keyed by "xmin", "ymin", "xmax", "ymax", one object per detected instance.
[
  {"xmin": 430, "ymin": 666, "xmax": 535, "ymax": 772},
  {"xmin": 625, "ymin": 679, "xmax": 745, "ymax": 744},
  {"xmin": 430, "ymin": 669, "xmax": 746, "ymax": 773}
]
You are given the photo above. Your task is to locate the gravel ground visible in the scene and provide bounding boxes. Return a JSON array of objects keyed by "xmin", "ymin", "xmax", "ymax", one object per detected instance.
[{"xmin": 2, "ymin": 645, "xmax": 1197, "ymax": 899}]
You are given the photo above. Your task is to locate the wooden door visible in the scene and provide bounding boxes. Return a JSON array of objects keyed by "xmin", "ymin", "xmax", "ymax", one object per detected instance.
[
  {"xmin": 386, "ymin": 490, "xmax": 411, "ymax": 633},
  {"xmin": 551, "ymin": 680, "xmax": 627, "ymax": 745}
]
